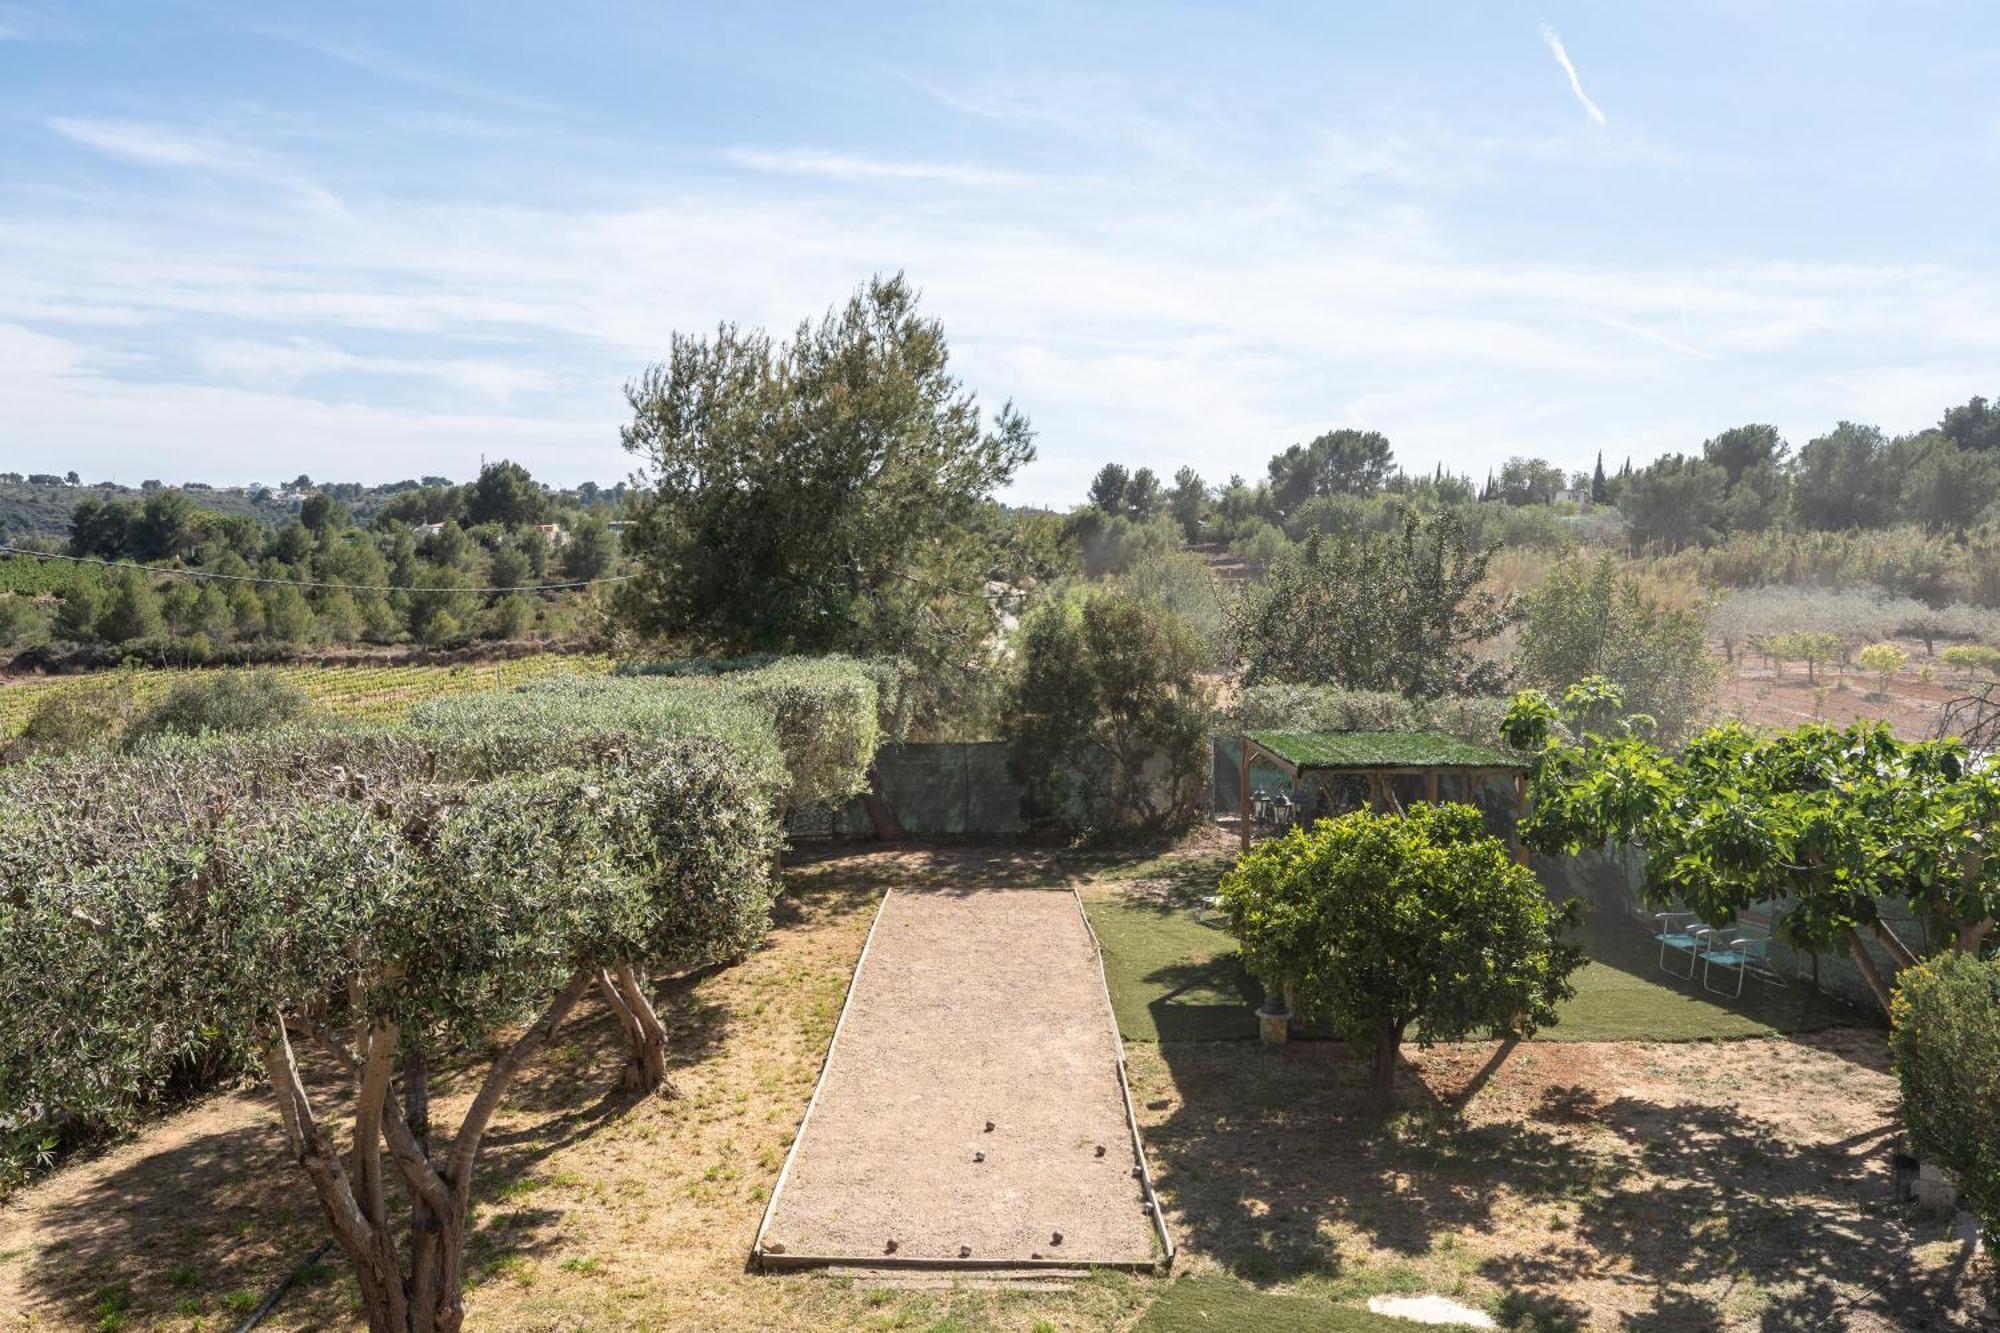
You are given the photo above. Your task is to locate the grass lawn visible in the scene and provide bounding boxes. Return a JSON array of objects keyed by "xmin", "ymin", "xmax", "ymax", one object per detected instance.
[
  {"xmin": 1131, "ymin": 1277, "xmax": 1415, "ymax": 1332},
  {"xmin": 1083, "ymin": 885, "xmax": 1872, "ymax": 1046}
]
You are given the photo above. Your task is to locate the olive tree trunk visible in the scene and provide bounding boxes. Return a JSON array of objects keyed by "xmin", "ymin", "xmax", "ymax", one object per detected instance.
[
  {"xmin": 598, "ymin": 962, "xmax": 673, "ymax": 1095},
  {"xmin": 265, "ymin": 969, "xmax": 593, "ymax": 1333}
]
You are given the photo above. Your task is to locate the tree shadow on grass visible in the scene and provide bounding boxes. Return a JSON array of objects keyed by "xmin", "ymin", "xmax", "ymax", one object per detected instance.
[
  {"xmin": 1147, "ymin": 1040, "xmax": 1603, "ymax": 1288},
  {"xmin": 1546, "ymin": 1095, "xmax": 1980, "ymax": 1331},
  {"xmin": 1139, "ymin": 958, "xmax": 1264, "ymax": 1043},
  {"xmin": 17, "ymin": 1105, "xmax": 335, "ymax": 1328},
  {"xmin": 1145, "ymin": 1040, "xmax": 1988, "ymax": 1331},
  {"xmin": 13, "ymin": 995, "xmax": 736, "ymax": 1330}
]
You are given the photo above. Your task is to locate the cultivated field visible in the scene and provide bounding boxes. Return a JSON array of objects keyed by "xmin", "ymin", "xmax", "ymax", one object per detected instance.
[{"xmin": 0, "ymin": 655, "xmax": 615, "ymax": 739}]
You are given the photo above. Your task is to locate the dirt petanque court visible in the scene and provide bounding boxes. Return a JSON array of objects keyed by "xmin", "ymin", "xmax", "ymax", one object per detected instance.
[{"xmin": 754, "ymin": 883, "xmax": 1168, "ymax": 1271}]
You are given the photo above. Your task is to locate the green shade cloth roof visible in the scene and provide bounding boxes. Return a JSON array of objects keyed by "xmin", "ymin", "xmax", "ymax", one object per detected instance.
[{"xmin": 1245, "ymin": 730, "xmax": 1523, "ymax": 771}]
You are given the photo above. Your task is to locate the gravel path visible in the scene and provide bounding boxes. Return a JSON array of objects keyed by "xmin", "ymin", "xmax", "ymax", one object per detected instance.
[{"xmin": 757, "ymin": 885, "xmax": 1161, "ymax": 1268}]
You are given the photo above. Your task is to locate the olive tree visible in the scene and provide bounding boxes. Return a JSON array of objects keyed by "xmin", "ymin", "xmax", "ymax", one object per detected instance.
[
  {"xmin": 1, "ymin": 746, "xmax": 783, "ymax": 1333},
  {"xmin": 1217, "ymin": 803, "xmax": 1583, "ymax": 1105},
  {"xmin": 1503, "ymin": 679, "xmax": 2000, "ymax": 1012},
  {"xmin": 2, "ymin": 663, "xmax": 809, "ymax": 1329}
]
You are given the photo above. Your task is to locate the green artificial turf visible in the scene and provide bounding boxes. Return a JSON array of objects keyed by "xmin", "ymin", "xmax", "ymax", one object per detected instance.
[
  {"xmin": 1246, "ymin": 730, "xmax": 1521, "ymax": 770},
  {"xmin": 1132, "ymin": 1277, "xmax": 1422, "ymax": 1332},
  {"xmin": 1087, "ymin": 896, "xmax": 1261, "ymax": 1042},
  {"xmin": 1085, "ymin": 895, "xmax": 1872, "ymax": 1045},
  {"xmin": 1538, "ymin": 917, "xmax": 1872, "ymax": 1040}
]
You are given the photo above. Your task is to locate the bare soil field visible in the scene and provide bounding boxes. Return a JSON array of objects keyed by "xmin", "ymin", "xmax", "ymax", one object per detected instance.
[{"xmin": 1714, "ymin": 635, "xmax": 1992, "ymax": 740}]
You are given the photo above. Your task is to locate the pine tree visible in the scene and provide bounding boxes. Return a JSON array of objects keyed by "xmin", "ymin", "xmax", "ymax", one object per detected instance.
[
  {"xmin": 1591, "ymin": 452, "xmax": 1608, "ymax": 504},
  {"xmin": 95, "ymin": 568, "xmax": 164, "ymax": 643}
]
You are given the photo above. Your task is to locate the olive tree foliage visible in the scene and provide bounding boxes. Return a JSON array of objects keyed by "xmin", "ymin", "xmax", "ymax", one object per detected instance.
[
  {"xmin": 1004, "ymin": 590, "xmax": 1215, "ymax": 835},
  {"xmin": 605, "ymin": 656, "xmax": 882, "ymax": 809},
  {"xmin": 1515, "ymin": 555, "xmax": 1717, "ymax": 744},
  {"xmin": 0, "ymin": 698, "xmax": 788, "ymax": 1332},
  {"xmin": 1888, "ymin": 953, "xmax": 2000, "ymax": 1251},
  {"xmin": 616, "ymin": 274, "xmax": 1035, "ymax": 727},
  {"xmin": 1232, "ymin": 509, "xmax": 1518, "ymax": 699},
  {"xmin": 1217, "ymin": 803, "xmax": 1583, "ymax": 1105},
  {"xmin": 1503, "ymin": 679, "xmax": 2000, "ymax": 1013}
]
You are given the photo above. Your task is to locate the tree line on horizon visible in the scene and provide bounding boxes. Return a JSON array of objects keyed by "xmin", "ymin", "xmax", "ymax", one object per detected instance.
[
  {"xmin": 0, "ymin": 461, "xmax": 621, "ymax": 663},
  {"xmin": 1068, "ymin": 393, "xmax": 2000, "ymax": 565}
]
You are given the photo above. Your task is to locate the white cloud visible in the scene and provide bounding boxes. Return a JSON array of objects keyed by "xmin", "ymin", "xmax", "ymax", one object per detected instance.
[
  {"xmin": 45, "ymin": 117, "xmax": 343, "ymax": 211},
  {"xmin": 1540, "ymin": 25, "xmax": 1608, "ymax": 127},
  {"xmin": 0, "ymin": 325, "xmax": 612, "ymax": 485},
  {"xmin": 194, "ymin": 337, "xmax": 561, "ymax": 403},
  {"xmin": 277, "ymin": 36, "xmax": 565, "ymax": 116},
  {"xmin": 10, "ymin": 97, "xmax": 2000, "ymax": 498},
  {"xmin": 723, "ymin": 148, "xmax": 1040, "ymax": 188}
]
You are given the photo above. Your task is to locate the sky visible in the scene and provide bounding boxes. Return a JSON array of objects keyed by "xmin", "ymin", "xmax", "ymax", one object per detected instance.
[{"xmin": 2, "ymin": 2, "xmax": 1998, "ymax": 505}]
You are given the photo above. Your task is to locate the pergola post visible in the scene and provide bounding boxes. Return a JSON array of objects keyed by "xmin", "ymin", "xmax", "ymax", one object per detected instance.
[
  {"xmin": 1239, "ymin": 738, "xmax": 1252, "ymax": 851},
  {"xmin": 1512, "ymin": 771, "xmax": 1529, "ymax": 864}
]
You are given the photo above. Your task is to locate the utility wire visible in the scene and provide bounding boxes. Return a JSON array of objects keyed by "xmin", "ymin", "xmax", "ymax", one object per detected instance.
[{"xmin": 0, "ymin": 543, "xmax": 636, "ymax": 595}]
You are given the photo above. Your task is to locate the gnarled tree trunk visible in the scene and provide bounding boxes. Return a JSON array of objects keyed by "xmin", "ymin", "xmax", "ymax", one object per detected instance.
[
  {"xmin": 599, "ymin": 962, "xmax": 673, "ymax": 1095},
  {"xmin": 267, "ymin": 968, "xmax": 594, "ymax": 1333}
]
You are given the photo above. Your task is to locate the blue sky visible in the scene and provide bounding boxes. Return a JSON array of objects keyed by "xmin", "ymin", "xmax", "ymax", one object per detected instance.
[{"xmin": 3, "ymin": 1, "xmax": 1997, "ymax": 503}]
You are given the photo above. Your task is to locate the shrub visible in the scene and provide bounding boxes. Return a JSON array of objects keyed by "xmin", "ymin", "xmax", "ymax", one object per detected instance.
[
  {"xmin": 1064, "ymin": 508, "xmax": 1182, "ymax": 578},
  {"xmin": 1516, "ymin": 555, "xmax": 1716, "ymax": 744},
  {"xmin": 599, "ymin": 656, "xmax": 883, "ymax": 807},
  {"xmin": 2, "ymin": 676, "xmax": 139, "ymax": 760},
  {"xmin": 1114, "ymin": 548, "xmax": 1230, "ymax": 663},
  {"xmin": 1231, "ymin": 521, "xmax": 1291, "ymax": 569},
  {"xmin": 1005, "ymin": 590, "xmax": 1215, "ymax": 835},
  {"xmin": 121, "ymin": 670, "xmax": 311, "ymax": 748},
  {"xmin": 1889, "ymin": 953, "xmax": 2000, "ymax": 1251},
  {"xmin": 0, "ymin": 595, "xmax": 52, "ymax": 649},
  {"xmin": 1217, "ymin": 803, "xmax": 1583, "ymax": 1104},
  {"xmin": 1857, "ymin": 641, "xmax": 1908, "ymax": 697},
  {"xmin": 1941, "ymin": 644, "xmax": 2000, "ymax": 680}
]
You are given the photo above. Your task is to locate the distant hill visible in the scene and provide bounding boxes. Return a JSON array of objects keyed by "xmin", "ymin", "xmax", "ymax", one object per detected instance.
[{"xmin": 0, "ymin": 481, "xmax": 285, "ymax": 545}]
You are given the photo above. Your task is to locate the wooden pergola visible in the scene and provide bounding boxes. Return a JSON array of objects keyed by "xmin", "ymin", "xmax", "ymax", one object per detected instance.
[{"xmin": 1236, "ymin": 730, "xmax": 1529, "ymax": 857}]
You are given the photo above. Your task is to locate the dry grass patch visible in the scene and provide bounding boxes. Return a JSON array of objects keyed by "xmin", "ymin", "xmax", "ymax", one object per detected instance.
[{"xmin": 0, "ymin": 847, "xmax": 1157, "ymax": 1332}]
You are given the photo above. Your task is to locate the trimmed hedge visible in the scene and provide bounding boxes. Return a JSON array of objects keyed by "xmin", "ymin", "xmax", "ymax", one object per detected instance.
[
  {"xmin": 1890, "ymin": 952, "xmax": 2000, "ymax": 1250},
  {"xmin": 601, "ymin": 656, "xmax": 884, "ymax": 805}
]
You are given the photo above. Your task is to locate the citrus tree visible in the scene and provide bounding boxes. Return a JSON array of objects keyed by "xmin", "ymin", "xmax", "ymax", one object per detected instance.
[
  {"xmin": 1217, "ymin": 803, "xmax": 1583, "ymax": 1105},
  {"xmin": 1503, "ymin": 679, "xmax": 2000, "ymax": 1012}
]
